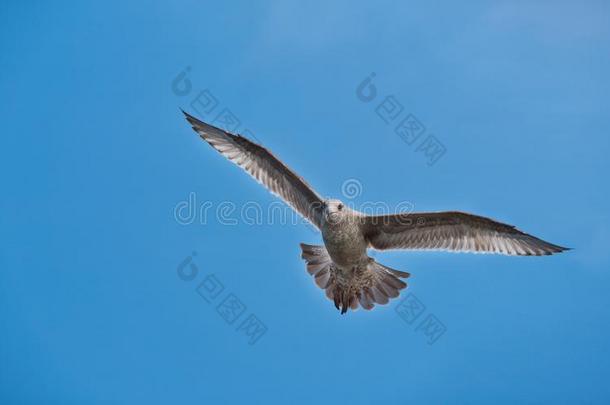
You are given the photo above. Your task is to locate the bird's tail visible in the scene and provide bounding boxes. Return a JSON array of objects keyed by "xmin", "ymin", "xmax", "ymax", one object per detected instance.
[{"xmin": 300, "ymin": 243, "xmax": 410, "ymax": 314}]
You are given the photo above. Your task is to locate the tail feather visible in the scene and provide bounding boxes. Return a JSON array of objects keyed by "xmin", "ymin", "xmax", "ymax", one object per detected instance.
[
  {"xmin": 300, "ymin": 243, "xmax": 410, "ymax": 314},
  {"xmin": 359, "ymin": 288, "xmax": 375, "ymax": 310},
  {"xmin": 314, "ymin": 267, "xmax": 332, "ymax": 289}
]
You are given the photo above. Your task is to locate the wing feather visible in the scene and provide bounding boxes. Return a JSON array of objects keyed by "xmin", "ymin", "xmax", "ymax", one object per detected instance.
[
  {"xmin": 360, "ymin": 211, "xmax": 569, "ymax": 256},
  {"xmin": 183, "ymin": 111, "xmax": 325, "ymax": 228}
]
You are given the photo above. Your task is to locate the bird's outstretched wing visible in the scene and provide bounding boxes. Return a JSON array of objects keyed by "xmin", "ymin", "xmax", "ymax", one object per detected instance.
[
  {"xmin": 360, "ymin": 211, "xmax": 569, "ymax": 256},
  {"xmin": 183, "ymin": 111, "xmax": 325, "ymax": 228}
]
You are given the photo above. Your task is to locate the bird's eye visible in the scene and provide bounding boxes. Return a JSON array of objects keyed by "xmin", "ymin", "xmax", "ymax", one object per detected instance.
[{"xmin": 338, "ymin": 203, "xmax": 343, "ymax": 211}]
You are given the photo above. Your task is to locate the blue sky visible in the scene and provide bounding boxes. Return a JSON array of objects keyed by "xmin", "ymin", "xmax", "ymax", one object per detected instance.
[{"xmin": 2, "ymin": 0, "xmax": 610, "ymax": 403}]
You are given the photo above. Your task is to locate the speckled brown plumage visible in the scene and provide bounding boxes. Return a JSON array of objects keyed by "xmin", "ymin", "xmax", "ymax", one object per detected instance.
[{"xmin": 183, "ymin": 111, "xmax": 570, "ymax": 314}]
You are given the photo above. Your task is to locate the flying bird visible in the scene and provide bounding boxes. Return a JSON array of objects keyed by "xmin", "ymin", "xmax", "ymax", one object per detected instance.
[{"xmin": 182, "ymin": 111, "xmax": 569, "ymax": 314}]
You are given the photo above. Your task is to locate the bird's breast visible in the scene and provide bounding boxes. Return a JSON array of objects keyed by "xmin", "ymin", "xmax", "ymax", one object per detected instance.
[{"xmin": 321, "ymin": 219, "xmax": 367, "ymax": 267}]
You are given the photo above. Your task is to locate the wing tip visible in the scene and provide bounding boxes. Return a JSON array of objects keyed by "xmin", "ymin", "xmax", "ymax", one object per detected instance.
[
  {"xmin": 544, "ymin": 240, "xmax": 572, "ymax": 255},
  {"xmin": 525, "ymin": 243, "xmax": 571, "ymax": 256},
  {"xmin": 554, "ymin": 245, "xmax": 572, "ymax": 254},
  {"xmin": 181, "ymin": 109, "xmax": 242, "ymax": 143},
  {"xmin": 181, "ymin": 108, "xmax": 203, "ymax": 129}
]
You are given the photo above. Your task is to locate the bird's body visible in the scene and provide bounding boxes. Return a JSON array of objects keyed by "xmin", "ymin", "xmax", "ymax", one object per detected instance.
[
  {"xmin": 316, "ymin": 204, "xmax": 391, "ymax": 313},
  {"xmin": 182, "ymin": 110, "xmax": 569, "ymax": 314},
  {"xmin": 321, "ymin": 201, "xmax": 367, "ymax": 267}
]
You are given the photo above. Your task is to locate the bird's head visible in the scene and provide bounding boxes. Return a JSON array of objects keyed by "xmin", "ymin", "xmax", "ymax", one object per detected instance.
[{"xmin": 324, "ymin": 199, "xmax": 349, "ymax": 224}]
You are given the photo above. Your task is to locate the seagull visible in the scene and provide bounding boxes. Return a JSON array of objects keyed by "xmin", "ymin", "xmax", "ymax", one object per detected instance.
[{"xmin": 182, "ymin": 111, "xmax": 569, "ymax": 314}]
